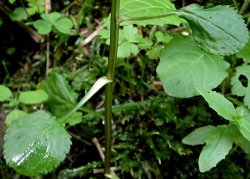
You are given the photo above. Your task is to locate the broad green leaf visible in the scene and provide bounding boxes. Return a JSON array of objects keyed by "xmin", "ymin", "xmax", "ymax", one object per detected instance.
[
  {"xmin": 199, "ymin": 125, "xmax": 233, "ymax": 172},
  {"xmin": 33, "ymin": 19, "xmax": 52, "ymax": 34},
  {"xmin": 236, "ymin": 37, "xmax": 250, "ymax": 63},
  {"xmin": 3, "ymin": 110, "xmax": 71, "ymax": 176},
  {"xmin": 231, "ymin": 65, "xmax": 250, "ymax": 108},
  {"xmin": 6, "ymin": 109, "xmax": 28, "ymax": 126},
  {"xmin": 156, "ymin": 36, "xmax": 229, "ymax": 98},
  {"xmin": 182, "ymin": 125, "xmax": 215, "ymax": 146},
  {"xmin": 230, "ymin": 124, "xmax": 250, "ymax": 154},
  {"xmin": 235, "ymin": 107, "xmax": 250, "ymax": 142},
  {"xmin": 0, "ymin": 85, "xmax": 12, "ymax": 101},
  {"xmin": 10, "ymin": 7, "xmax": 28, "ymax": 21},
  {"xmin": 176, "ymin": 4, "xmax": 249, "ymax": 56},
  {"xmin": 54, "ymin": 17, "xmax": 73, "ymax": 34},
  {"xmin": 41, "ymin": 12, "xmax": 62, "ymax": 23},
  {"xmin": 19, "ymin": 89, "xmax": 48, "ymax": 104},
  {"xmin": 120, "ymin": 0, "xmax": 184, "ymax": 26},
  {"xmin": 41, "ymin": 73, "xmax": 78, "ymax": 118},
  {"xmin": 200, "ymin": 91, "xmax": 235, "ymax": 121}
]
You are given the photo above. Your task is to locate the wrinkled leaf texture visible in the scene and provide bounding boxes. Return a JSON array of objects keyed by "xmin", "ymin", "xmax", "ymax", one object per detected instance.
[{"xmin": 176, "ymin": 4, "xmax": 248, "ymax": 56}]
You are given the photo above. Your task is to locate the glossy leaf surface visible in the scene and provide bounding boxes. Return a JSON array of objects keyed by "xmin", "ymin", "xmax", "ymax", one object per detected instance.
[
  {"xmin": 176, "ymin": 4, "xmax": 249, "ymax": 55},
  {"xmin": 3, "ymin": 110, "xmax": 71, "ymax": 176},
  {"xmin": 200, "ymin": 91, "xmax": 235, "ymax": 121},
  {"xmin": 120, "ymin": 0, "xmax": 184, "ymax": 26},
  {"xmin": 157, "ymin": 36, "xmax": 229, "ymax": 98},
  {"xmin": 182, "ymin": 125, "xmax": 215, "ymax": 146},
  {"xmin": 199, "ymin": 125, "xmax": 233, "ymax": 172}
]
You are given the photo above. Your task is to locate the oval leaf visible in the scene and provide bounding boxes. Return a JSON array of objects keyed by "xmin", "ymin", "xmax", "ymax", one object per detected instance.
[
  {"xmin": 19, "ymin": 89, "xmax": 48, "ymax": 104},
  {"xmin": 3, "ymin": 110, "xmax": 71, "ymax": 176},
  {"xmin": 0, "ymin": 85, "xmax": 12, "ymax": 101},
  {"xmin": 156, "ymin": 36, "xmax": 229, "ymax": 98},
  {"xmin": 176, "ymin": 4, "xmax": 249, "ymax": 56},
  {"xmin": 199, "ymin": 125, "xmax": 233, "ymax": 172}
]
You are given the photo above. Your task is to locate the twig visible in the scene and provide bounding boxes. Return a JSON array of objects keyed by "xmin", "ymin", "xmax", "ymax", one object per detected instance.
[
  {"xmin": 93, "ymin": 166, "xmax": 121, "ymax": 174},
  {"xmin": 69, "ymin": 132, "xmax": 92, "ymax": 146},
  {"xmin": 81, "ymin": 25, "xmax": 104, "ymax": 46},
  {"xmin": 92, "ymin": 137, "xmax": 105, "ymax": 162},
  {"xmin": 239, "ymin": 0, "xmax": 250, "ymax": 15}
]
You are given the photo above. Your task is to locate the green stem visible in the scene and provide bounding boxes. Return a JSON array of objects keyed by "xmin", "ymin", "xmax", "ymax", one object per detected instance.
[
  {"xmin": 120, "ymin": 12, "xmax": 176, "ymax": 23},
  {"xmin": 104, "ymin": 0, "xmax": 120, "ymax": 175}
]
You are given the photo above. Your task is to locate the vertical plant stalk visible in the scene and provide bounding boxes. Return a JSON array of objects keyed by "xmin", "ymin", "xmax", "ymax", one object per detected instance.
[
  {"xmin": 45, "ymin": 0, "xmax": 51, "ymax": 76},
  {"xmin": 104, "ymin": 0, "xmax": 120, "ymax": 175}
]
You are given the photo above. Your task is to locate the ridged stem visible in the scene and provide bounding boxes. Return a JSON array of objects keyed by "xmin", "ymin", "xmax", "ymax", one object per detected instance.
[{"xmin": 104, "ymin": 0, "xmax": 120, "ymax": 176}]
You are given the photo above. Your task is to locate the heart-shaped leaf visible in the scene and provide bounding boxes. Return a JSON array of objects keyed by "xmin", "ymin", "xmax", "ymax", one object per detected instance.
[{"xmin": 3, "ymin": 110, "xmax": 71, "ymax": 176}]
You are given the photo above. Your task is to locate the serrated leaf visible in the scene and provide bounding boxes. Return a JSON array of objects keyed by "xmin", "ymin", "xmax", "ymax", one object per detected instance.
[
  {"xmin": 3, "ymin": 110, "xmax": 71, "ymax": 176},
  {"xmin": 200, "ymin": 91, "xmax": 236, "ymax": 121},
  {"xmin": 19, "ymin": 89, "xmax": 48, "ymax": 104},
  {"xmin": 41, "ymin": 73, "xmax": 78, "ymax": 118},
  {"xmin": 156, "ymin": 36, "xmax": 229, "ymax": 98},
  {"xmin": 33, "ymin": 19, "xmax": 52, "ymax": 34},
  {"xmin": 0, "ymin": 85, "xmax": 12, "ymax": 101},
  {"xmin": 182, "ymin": 125, "xmax": 215, "ymax": 146},
  {"xmin": 235, "ymin": 107, "xmax": 250, "ymax": 142},
  {"xmin": 120, "ymin": 0, "xmax": 184, "ymax": 26},
  {"xmin": 176, "ymin": 4, "xmax": 249, "ymax": 56},
  {"xmin": 236, "ymin": 37, "xmax": 250, "ymax": 63},
  {"xmin": 53, "ymin": 17, "xmax": 73, "ymax": 34},
  {"xmin": 199, "ymin": 125, "xmax": 233, "ymax": 172},
  {"xmin": 6, "ymin": 109, "xmax": 28, "ymax": 126},
  {"xmin": 231, "ymin": 65, "xmax": 250, "ymax": 108}
]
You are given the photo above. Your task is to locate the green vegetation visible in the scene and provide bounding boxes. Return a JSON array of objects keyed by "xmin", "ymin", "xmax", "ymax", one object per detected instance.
[{"xmin": 0, "ymin": 0, "xmax": 250, "ymax": 178}]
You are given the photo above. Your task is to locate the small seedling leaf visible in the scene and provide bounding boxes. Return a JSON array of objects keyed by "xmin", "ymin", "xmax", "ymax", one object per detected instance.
[
  {"xmin": 54, "ymin": 17, "xmax": 73, "ymax": 34},
  {"xmin": 3, "ymin": 110, "xmax": 71, "ymax": 176},
  {"xmin": 19, "ymin": 89, "xmax": 48, "ymax": 104},
  {"xmin": 236, "ymin": 38, "xmax": 250, "ymax": 63},
  {"xmin": 0, "ymin": 85, "xmax": 12, "ymax": 101},
  {"xmin": 33, "ymin": 19, "xmax": 52, "ymax": 34}
]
